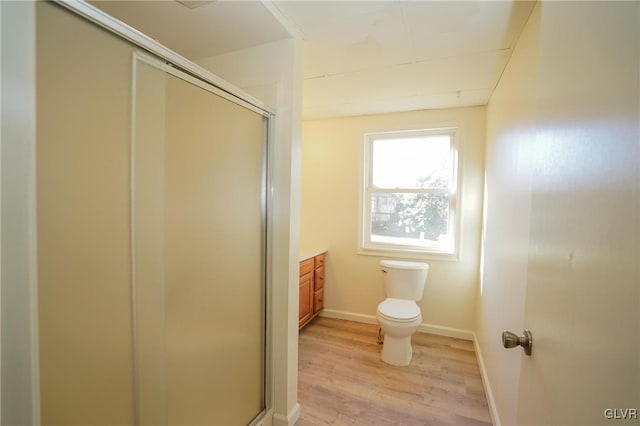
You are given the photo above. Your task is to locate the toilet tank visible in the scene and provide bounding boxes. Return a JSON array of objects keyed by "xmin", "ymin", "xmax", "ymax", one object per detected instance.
[{"xmin": 380, "ymin": 260, "xmax": 429, "ymax": 301}]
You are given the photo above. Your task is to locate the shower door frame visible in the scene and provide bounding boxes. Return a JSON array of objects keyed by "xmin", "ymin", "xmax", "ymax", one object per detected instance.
[
  {"xmin": 54, "ymin": 1, "xmax": 275, "ymax": 118},
  {"xmin": 52, "ymin": 2, "xmax": 275, "ymax": 425}
]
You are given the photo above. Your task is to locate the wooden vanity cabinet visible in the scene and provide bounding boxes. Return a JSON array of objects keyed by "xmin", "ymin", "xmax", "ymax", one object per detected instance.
[
  {"xmin": 313, "ymin": 254, "xmax": 324, "ymax": 314},
  {"xmin": 298, "ymin": 258, "xmax": 314, "ymax": 328},
  {"xmin": 299, "ymin": 252, "xmax": 326, "ymax": 330}
]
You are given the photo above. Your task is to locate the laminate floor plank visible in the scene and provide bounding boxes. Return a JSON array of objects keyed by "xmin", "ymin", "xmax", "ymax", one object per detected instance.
[{"xmin": 297, "ymin": 317, "xmax": 492, "ymax": 426}]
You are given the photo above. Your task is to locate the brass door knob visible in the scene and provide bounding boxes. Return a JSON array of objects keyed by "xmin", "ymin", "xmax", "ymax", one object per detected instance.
[{"xmin": 502, "ymin": 329, "xmax": 533, "ymax": 356}]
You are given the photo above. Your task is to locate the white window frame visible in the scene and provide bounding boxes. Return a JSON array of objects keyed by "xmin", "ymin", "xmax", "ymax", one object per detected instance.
[{"xmin": 358, "ymin": 127, "xmax": 461, "ymax": 261}]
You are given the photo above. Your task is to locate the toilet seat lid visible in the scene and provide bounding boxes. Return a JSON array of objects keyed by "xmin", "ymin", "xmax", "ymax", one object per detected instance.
[{"xmin": 377, "ymin": 298, "xmax": 420, "ymax": 322}]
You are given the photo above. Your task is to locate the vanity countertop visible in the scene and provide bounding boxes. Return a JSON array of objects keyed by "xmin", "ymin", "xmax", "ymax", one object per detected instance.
[{"xmin": 299, "ymin": 249, "xmax": 327, "ymax": 262}]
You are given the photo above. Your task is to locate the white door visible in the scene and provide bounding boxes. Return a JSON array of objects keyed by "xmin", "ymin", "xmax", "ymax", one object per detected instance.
[{"xmin": 516, "ymin": 2, "xmax": 640, "ymax": 425}]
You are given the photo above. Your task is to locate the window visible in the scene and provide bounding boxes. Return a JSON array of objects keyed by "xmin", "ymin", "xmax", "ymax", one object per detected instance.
[{"xmin": 360, "ymin": 128, "xmax": 460, "ymax": 258}]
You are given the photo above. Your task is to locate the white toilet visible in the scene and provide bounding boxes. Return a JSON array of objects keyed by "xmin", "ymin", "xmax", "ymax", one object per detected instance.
[{"xmin": 376, "ymin": 260, "xmax": 429, "ymax": 366}]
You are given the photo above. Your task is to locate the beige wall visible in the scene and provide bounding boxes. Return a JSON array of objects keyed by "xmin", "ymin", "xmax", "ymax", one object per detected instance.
[
  {"xmin": 478, "ymin": 2, "xmax": 640, "ymax": 424},
  {"xmin": 301, "ymin": 107, "xmax": 486, "ymax": 334},
  {"xmin": 197, "ymin": 40, "xmax": 296, "ymax": 109}
]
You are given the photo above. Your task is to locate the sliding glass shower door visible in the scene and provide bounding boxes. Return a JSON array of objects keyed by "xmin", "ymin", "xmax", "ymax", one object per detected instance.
[
  {"xmin": 36, "ymin": 3, "xmax": 268, "ymax": 424},
  {"xmin": 133, "ymin": 56, "xmax": 267, "ymax": 425}
]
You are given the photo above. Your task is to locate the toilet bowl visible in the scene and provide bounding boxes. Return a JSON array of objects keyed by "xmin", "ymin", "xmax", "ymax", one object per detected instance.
[
  {"xmin": 376, "ymin": 298, "xmax": 422, "ymax": 365},
  {"xmin": 376, "ymin": 260, "xmax": 429, "ymax": 366}
]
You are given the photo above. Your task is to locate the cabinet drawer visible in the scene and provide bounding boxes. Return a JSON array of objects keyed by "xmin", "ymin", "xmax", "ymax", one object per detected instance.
[
  {"xmin": 314, "ymin": 266, "xmax": 324, "ymax": 291},
  {"xmin": 314, "ymin": 253, "xmax": 325, "ymax": 269},
  {"xmin": 313, "ymin": 288, "xmax": 324, "ymax": 313},
  {"xmin": 299, "ymin": 258, "xmax": 314, "ymax": 276}
]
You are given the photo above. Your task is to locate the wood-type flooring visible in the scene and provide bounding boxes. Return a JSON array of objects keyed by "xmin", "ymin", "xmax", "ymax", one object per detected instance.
[{"xmin": 297, "ymin": 317, "xmax": 492, "ymax": 426}]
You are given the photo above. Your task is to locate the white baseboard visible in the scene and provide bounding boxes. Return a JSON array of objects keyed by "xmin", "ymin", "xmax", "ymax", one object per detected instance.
[
  {"xmin": 473, "ymin": 333, "xmax": 500, "ymax": 426},
  {"xmin": 253, "ymin": 408, "xmax": 273, "ymax": 426},
  {"xmin": 417, "ymin": 323, "xmax": 473, "ymax": 341},
  {"xmin": 272, "ymin": 403, "xmax": 300, "ymax": 426},
  {"xmin": 319, "ymin": 308, "xmax": 378, "ymax": 325},
  {"xmin": 319, "ymin": 309, "xmax": 473, "ymax": 341}
]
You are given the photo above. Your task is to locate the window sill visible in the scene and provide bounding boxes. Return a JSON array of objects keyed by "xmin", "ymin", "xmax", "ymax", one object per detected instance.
[{"xmin": 357, "ymin": 247, "xmax": 459, "ymax": 262}]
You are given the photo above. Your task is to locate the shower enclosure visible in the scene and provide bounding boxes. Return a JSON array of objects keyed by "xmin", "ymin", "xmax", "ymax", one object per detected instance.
[{"xmin": 35, "ymin": 2, "xmax": 270, "ymax": 424}]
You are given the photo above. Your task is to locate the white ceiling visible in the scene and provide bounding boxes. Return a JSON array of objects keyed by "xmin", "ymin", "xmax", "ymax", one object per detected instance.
[
  {"xmin": 90, "ymin": 0, "xmax": 536, "ymax": 120},
  {"xmin": 90, "ymin": 0, "xmax": 291, "ymax": 59}
]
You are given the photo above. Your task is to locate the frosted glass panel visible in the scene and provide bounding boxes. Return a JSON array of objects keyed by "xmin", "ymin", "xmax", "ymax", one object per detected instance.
[
  {"xmin": 134, "ymin": 59, "xmax": 266, "ymax": 425},
  {"xmin": 133, "ymin": 60, "xmax": 169, "ymax": 426},
  {"xmin": 36, "ymin": 3, "xmax": 137, "ymax": 423}
]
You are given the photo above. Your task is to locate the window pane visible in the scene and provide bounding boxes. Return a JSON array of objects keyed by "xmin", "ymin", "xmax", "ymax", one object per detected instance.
[
  {"xmin": 371, "ymin": 192, "xmax": 449, "ymax": 246},
  {"xmin": 372, "ymin": 136, "xmax": 450, "ymax": 189}
]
